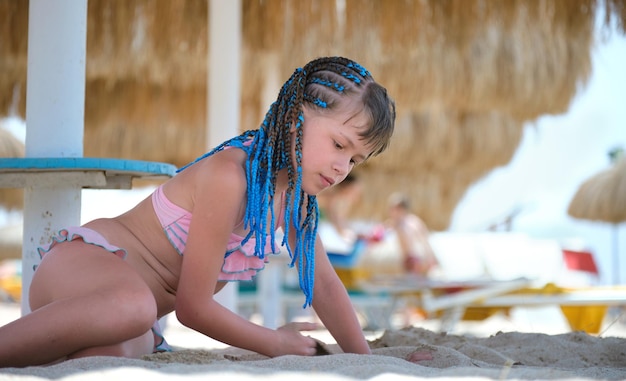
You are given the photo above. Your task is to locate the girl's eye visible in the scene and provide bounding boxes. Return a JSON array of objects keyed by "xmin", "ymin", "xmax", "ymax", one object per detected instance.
[{"xmin": 334, "ymin": 141, "xmax": 343, "ymax": 149}]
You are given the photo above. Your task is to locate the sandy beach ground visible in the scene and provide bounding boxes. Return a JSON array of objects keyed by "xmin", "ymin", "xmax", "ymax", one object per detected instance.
[
  {"xmin": 1, "ymin": 300, "xmax": 625, "ymax": 380},
  {"xmin": 1, "ymin": 226, "xmax": 625, "ymax": 379}
]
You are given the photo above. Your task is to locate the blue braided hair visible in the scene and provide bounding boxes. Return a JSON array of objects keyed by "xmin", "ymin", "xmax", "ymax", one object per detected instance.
[{"xmin": 178, "ymin": 56, "xmax": 395, "ymax": 308}]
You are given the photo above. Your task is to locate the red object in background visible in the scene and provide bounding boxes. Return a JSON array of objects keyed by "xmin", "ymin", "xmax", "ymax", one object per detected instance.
[
  {"xmin": 562, "ymin": 249, "xmax": 600, "ymax": 275},
  {"xmin": 365, "ymin": 224, "xmax": 386, "ymax": 243}
]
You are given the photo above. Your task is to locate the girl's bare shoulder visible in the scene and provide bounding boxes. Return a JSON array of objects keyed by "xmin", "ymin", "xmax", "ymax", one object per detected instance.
[
  {"xmin": 197, "ymin": 148, "xmax": 247, "ymax": 185},
  {"xmin": 162, "ymin": 148, "xmax": 248, "ymax": 211},
  {"xmin": 190, "ymin": 149, "xmax": 248, "ymax": 207}
]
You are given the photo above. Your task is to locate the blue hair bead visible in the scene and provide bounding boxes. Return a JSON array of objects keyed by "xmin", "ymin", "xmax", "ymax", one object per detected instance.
[
  {"xmin": 313, "ymin": 98, "xmax": 327, "ymax": 108},
  {"xmin": 342, "ymin": 72, "xmax": 361, "ymax": 84},
  {"xmin": 347, "ymin": 62, "xmax": 370, "ymax": 77},
  {"xmin": 310, "ymin": 78, "xmax": 345, "ymax": 93}
]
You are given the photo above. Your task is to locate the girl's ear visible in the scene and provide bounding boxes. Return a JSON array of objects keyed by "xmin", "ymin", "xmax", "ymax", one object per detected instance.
[{"xmin": 286, "ymin": 110, "xmax": 300, "ymax": 133}]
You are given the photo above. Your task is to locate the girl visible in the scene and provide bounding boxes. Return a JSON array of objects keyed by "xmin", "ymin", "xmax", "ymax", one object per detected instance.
[{"xmin": 0, "ymin": 56, "xmax": 395, "ymax": 367}]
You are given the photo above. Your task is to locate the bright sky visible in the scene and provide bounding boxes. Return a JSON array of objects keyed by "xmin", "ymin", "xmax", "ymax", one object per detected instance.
[{"xmin": 451, "ymin": 26, "xmax": 626, "ymax": 285}]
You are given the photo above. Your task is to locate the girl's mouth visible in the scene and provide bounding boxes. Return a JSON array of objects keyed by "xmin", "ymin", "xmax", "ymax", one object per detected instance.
[{"xmin": 321, "ymin": 175, "xmax": 334, "ymax": 188}]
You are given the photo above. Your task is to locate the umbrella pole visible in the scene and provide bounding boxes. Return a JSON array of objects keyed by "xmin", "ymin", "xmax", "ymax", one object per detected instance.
[
  {"xmin": 22, "ymin": 0, "xmax": 87, "ymax": 315},
  {"xmin": 614, "ymin": 224, "xmax": 620, "ymax": 284}
]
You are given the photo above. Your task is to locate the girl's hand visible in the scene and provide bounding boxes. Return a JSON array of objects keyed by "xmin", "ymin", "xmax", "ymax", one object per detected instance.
[{"xmin": 271, "ymin": 322, "xmax": 320, "ymax": 357}]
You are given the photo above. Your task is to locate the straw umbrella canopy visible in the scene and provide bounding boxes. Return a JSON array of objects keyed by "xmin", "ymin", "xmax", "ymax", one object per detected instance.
[
  {"xmin": 238, "ymin": 0, "xmax": 605, "ymax": 228},
  {"xmin": 0, "ymin": 123, "xmax": 24, "ymax": 211},
  {"xmin": 568, "ymin": 156, "xmax": 626, "ymax": 224},
  {"xmin": 568, "ymin": 153, "xmax": 626, "ymax": 283},
  {"xmin": 0, "ymin": 119, "xmax": 24, "ymax": 258},
  {"xmin": 1, "ymin": 0, "xmax": 625, "ymax": 229},
  {"xmin": 348, "ymin": 108, "xmax": 524, "ymax": 228},
  {"xmin": 244, "ymin": 0, "xmax": 624, "ymax": 229}
]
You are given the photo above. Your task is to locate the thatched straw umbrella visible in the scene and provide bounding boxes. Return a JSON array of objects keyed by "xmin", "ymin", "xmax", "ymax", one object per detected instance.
[
  {"xmin": 248, "ymin": 0, "xmax": 597, "ymax": 118},
  {"xmin": 240, "ymin": 0, "xmax": 624, "ymax": 229},
  {"xmin": 83, "ymin": 0, "xmax": 209, "ymax": 166},
  {"xmin": 568, "ymin": 154, "xmax": 626, "ymax": 224},
  {"xmin": 0, "ymin": 121, "xmax": 23, "ymax": 261},
  {"xmin": 0, "ymin": 223, "xmax": 21, "ymax": 261},
  {"xmin": 1, "ymin": 0, "xmax": 625, "ymax": 230},
  {"xmin": 350, "ymin": 109, "xmax": 524, "ymax": 228},
  {"xmin": 0, "ymin": 123, "xmax": 24, "ymax": 211},
  {"xmin": 0, "ymin": 1, "xmax": 28, "ymax": 119},
  {"xmin": 568, "ymin": 151, "xmax": 626, "ymax": 283}
]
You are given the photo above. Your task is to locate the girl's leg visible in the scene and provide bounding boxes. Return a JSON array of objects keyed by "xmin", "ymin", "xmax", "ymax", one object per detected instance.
[
  {"xmin": 0, "ymin": 240, "xmax": 158, "ymax": 367},
  {"xmin": 66, "ymin": 329, "xmax": 155, "ymax": 360}
]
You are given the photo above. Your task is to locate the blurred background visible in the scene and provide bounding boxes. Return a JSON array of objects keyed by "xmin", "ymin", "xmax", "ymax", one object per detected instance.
[{"xmin": 0, "ymin": 0, "xmax": 625, "ymax": 291}]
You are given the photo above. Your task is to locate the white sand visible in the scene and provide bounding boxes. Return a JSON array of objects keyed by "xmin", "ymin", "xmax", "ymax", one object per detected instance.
[{"xmin": 1, "ymin": 302, "xmax": 626, "ymax": 380}]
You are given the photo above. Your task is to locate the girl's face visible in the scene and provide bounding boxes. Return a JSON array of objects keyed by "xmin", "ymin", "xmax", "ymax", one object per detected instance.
[{"xmin": 295, "ymin": 105, "xmax": 373, "ymax": 196}]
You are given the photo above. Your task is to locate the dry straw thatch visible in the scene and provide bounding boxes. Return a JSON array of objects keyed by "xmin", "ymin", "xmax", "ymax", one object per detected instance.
[
  {"xmin": 1, "ymin": 0, "xmax": 625, "ymax": 229},
  {"xmin": 0, "ymin": 0, "xmax": 28, "ymax": 118},
  {"xmin": 354, "ymin": 109, "xmax": 523, "ymax": 228},
  {"xmin": 250, "ymin": 0, "xmax": 596, "ymax": 118},
  {"xmin": 84, "ymin": 0, "xmax": 209, "ymax": 167},
  {"xmin": 568, "ymin": 156, "xmax": 626, "ymax": 224},
  {"xmin": 0, "ymin": 123, "xmax": 24, "ymax": 211}
]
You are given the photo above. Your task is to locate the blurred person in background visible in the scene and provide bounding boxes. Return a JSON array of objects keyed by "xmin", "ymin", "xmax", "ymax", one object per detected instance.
[{"xmin": 386, "ymin": 192, "xmax": 439, "ymax": 278}]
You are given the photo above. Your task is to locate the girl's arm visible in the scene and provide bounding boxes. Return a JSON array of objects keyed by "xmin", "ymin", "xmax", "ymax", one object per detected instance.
[
  {"xmin": 309, "ymin": 234, "xmax": 372, "ymax": 354},
  {"xmin": 173, "ymin": 154, "xmax": 318, "ymax": 357}
]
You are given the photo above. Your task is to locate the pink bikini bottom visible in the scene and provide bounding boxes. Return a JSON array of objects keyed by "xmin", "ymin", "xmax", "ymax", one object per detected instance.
[{"xmin": 37, "ymin": 227, "xmax": 171, "ymax": 353}]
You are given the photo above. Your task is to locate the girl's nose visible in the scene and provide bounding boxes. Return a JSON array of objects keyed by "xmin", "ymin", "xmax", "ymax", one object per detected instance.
[{"xmin": 333, "ymin": 157, "xmax": 351, "ymax": 175}]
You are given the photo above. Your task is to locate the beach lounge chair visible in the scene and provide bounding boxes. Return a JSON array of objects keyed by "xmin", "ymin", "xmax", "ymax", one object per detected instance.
[
  {"xmin": 326, "ymin": 237, "xmax": 397, "ymax": 330},
  {"xmin": 465, "ymin": 283, "xmax": 626, "ymax": 333},
  {"xmin": 327, "ymin": 231, "xmax": 626, "ymax": 334}
]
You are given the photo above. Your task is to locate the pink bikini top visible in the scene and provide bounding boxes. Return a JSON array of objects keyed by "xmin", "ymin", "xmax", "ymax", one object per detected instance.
[{"xmin": 151, "ymin": 185, "xmax": 284, "ymax": 281}]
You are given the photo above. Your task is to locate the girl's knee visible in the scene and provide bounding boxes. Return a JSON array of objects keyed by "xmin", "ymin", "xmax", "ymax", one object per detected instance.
[
  {"xmin": 79, "ymin": 288, "xmax": 157, "ymax": 357},
  {"xmin": 80, "ymin": 285, "xmax": 157, "ymax": 341},
  {"xmin": 113, "ymin": 286, "xmax": 158, "ymax": 332}
]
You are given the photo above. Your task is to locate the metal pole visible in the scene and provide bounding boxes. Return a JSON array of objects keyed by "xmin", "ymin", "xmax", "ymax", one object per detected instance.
[{"xmin": 614, "ymin": 224, "xmax": 620, "ymax": 284}]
